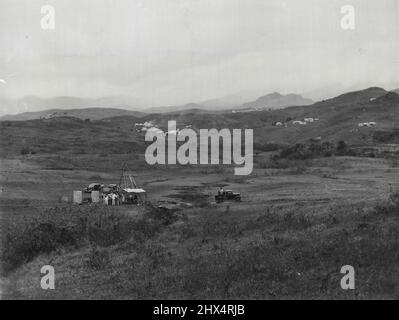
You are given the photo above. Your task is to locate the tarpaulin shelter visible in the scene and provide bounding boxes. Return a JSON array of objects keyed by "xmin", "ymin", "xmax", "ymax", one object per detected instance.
[{"xmin": 88, "ymin": 183, "xmax": 101, "ymax": 190}]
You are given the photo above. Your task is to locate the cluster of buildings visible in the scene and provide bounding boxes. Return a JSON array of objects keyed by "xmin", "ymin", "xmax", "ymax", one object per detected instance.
[
  {"xmin": 231, "ymin": 107, "xmax": 263, "ymax": 113},
  {"xmin": 134, "ymin": 121, "xmax": 155, "ymax": 133},
  {"xmin": 273, "ymin": 117, "xmax": 320, "ymax": 127},
  {"xmin": 40, "ymin": 111, "xmax": 69, "ymax": 119},
  {"xmin": 134, "ymin": 121, "xmax": 193, "ymax": 136},
  {"xmin": 72, "ymin": 179, "xmax": 146, "ymax": 205},
  {"xmin": 358, "ymin": 122, "xmax": 376, "ymax": 127},
  {"xmin": 292, "ymin": 117, "xmax": 320, "ymax": 125}
]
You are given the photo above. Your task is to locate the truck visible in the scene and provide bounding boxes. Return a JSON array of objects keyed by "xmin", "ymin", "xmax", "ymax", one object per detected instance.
[{"xmin": 215, "ymin": 190, "xmax": 241, "ymax": 203}]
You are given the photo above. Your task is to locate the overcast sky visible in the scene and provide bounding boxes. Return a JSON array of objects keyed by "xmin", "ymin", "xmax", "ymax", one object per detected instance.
[{"xmin": 0, "ymin": 0, "xmax": 398, "ymax": 107}]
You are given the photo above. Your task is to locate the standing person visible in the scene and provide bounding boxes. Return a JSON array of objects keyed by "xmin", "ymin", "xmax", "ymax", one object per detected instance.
[
  {"xmin": 104, "ymin": 194, "xmax": 109, "ymax": 205},
  {"xmin": 121, "ymin": 193, "xmax": 125, "ymax": 204},
  {"xmin": 111, "ymin": 193, "xmax": 116, "ymax": 206}
]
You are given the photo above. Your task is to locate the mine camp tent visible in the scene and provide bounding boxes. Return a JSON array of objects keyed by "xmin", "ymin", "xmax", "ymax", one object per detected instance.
[{"xmin": 123, "ymin": 187, "xmax": 147, "ymax": 204}]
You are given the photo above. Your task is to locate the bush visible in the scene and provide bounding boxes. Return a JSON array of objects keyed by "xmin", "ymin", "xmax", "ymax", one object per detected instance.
[
  {"xmin": 277, "ymin": 142, "xmax": 341, "ymax": 160},
  {"xmin": 20, "ymin": 148, "xmax": 31, "ymax": 155},
  {"xmin": 373, "ymin": 188, "xmax": 399, "ymax": 217},
  {"xmin": 85, "ymin": 246, "xmax": 110, "ymax": 270},
  {"xmin": 336, "ymin": 140, "xmax": 347, "ymax": 153},
  {"xmin": 373, "ymin": 130, "xmax": 399, "ymax": 143},
  {"xmin": 253, "ymin": 143, "xmax": 280, "ymax": 152},
  {"xmin": 2, "ymin": 221, "xmax": 80, "ymax": 273}
]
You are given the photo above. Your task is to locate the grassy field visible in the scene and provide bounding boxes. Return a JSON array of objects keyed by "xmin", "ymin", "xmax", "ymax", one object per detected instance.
[{"xmin": 1, "ymin": 147, "xmax": 399, "ymax": 299}]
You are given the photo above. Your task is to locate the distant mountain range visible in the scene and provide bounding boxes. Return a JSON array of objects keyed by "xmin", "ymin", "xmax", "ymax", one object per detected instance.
[
  {"xmin": 146, "ymin": 103, "xmax": 211, "ymax": 114},
  {"xmin": 2, "ymin": 87, "xmax": 399, "ymax": 150},
  {"xmin": 1, "ymin": 87, "xmax": 398, "ymax": 121},
  {"xmin": 146, "ymin": 92, "xmax": 313, "ymax": 114},
  {"xmin": 199, "ymin": 90, "xmax": 266, "ymax": 109},
  {"xmin": 239, "ymin": 92, "xmax": 314, "ymax": 110},
  {"xmin": 0, "ymin": 91, "xmax": 314, "ymax": 119}
]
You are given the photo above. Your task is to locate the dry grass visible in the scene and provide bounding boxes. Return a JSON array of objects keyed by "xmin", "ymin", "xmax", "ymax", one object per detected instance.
[
  {"xmin": 2, "ymin": 189, "xmax": 398, "ymax": 299},
  {"xmin": 1, "ymin": 204, "xmax": 161, "ymax": 275}
]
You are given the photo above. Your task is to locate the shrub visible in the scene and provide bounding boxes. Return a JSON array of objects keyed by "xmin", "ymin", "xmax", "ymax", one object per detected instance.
[
  {"xmin": 253, "ymin": 143, "xmax": 280, "ymax": 152},
  {"xmin": 277, "ymin": 142, "xmax": 342, "ymax": 160},
  {"xmin": 373, "ymin": 130, "xmax": 399, "ymax": 143},
  {"xmin": 373, "ymin": 188, "xmax": 399, "ymax": 217},
  {"xmin": 85, "ymin": 246, "xmax": 110, "ymax": 270},
  {"xmin": 2, "ymin": 222, "xmax": 78, "ymax": 274},
  {"xmin": 336, "ymin": 140, "xmax": 347, "ymax": 153},
  {"xmin": 20, "ymin": 148, "xmax": 31, "ymax": 155}
]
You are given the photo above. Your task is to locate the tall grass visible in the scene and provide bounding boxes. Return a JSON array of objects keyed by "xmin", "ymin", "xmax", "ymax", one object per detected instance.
[
  {"xmin": 1, "ymin": 204, "xmax": 161, "ymax": 274},
  {"xmin": 116, "ymin": 191, "xmax": 399, "ymax": 299},
  {"xmin": 2, "ymin": 190, "xmax": 399, "ymax": 299}
]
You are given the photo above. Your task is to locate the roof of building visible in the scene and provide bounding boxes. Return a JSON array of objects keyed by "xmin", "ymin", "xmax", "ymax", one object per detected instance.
[{"xmin": 123, "ymin": 188, "xmax": 146, "ymax": 193}]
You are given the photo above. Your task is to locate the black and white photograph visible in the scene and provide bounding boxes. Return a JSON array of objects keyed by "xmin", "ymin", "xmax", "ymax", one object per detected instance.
[{"xmin": 0, "ymin": 0, "xmax": 398, "ymax": 304}]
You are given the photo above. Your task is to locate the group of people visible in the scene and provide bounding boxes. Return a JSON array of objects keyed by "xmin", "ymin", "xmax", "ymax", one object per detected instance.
[{"xmin": 103, "ymin": 192, "xmax": 124, "ymax": 206}]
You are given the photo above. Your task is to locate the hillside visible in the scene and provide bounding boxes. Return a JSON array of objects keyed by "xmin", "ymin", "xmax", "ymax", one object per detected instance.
[
  {"xmin": 137, "ymin": 88, "xmax": 399, "ymax": 145},
  {"xmin": 0, "ymin": 116, "xmax": 146, "ymax": 159}
]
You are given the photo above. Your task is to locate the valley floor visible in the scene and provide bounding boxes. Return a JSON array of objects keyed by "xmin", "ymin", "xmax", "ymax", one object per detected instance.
[{"xmin": 1, "ymin": 154, "xmax": 399, "ymax": 299}]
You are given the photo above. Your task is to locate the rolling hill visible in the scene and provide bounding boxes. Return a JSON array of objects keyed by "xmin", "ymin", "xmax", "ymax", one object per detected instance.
[
  {"xmin": 0, "ymin": 107, "xmax": 147, "ymax": 121},
  {"xmin": 0, "ymin": 95, "xmax": 150, "ymax": 118}
]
